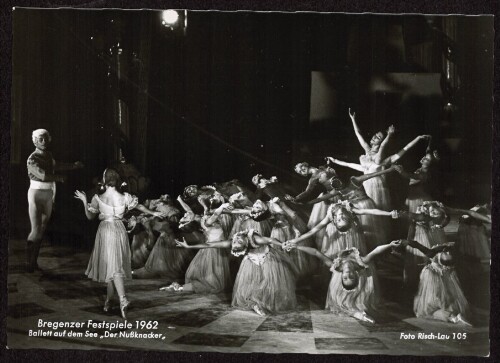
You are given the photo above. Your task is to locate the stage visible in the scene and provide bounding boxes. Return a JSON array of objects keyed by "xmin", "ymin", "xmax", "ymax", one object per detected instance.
[{"xmin": 6, "ymin": 238, "xmax": 489, "ymax": 355}]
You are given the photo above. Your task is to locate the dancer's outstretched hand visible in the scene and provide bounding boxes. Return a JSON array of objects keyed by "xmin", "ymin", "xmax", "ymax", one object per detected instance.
[
  {"xmin": 348, "ymin": 107, "xmax": 356, "ymax": 121},
  {"xmin": 153, "ymin": 211, "xmax": 168, "ymax": 219},
  {"xmin": 74, "ymin": 190, "xmax": 87, "ymax": 203},
  {"xmin": 175, "ymin": 238, "xmax": 189, "ymax": 248},
  {"xmin": 387, "ymin": 125, "xmax": 396, "ymax": 135}
]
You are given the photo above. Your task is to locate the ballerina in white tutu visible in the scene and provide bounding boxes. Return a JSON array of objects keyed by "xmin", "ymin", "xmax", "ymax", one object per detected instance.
[
  {"xmin": 75, "ymin": 168, "xmax": 166, "ymax": 319},
  {"xmin": 285, "ymin": 200, "xmax": 399, "ymax": 259},
  {"xmin": 283, "ymin": 240, "xmax": 403, "ymax": 323},
  {"xmin": 159, "ymin": 201, "xmax": 234, "ymax": 294},
  {"xmin": 291, "ymin": 165, "xmax": 399, "ymax": 249},
  {"xmin": 401, "ymin": 240, "xmax": 472, "ymax": 326},
  {"xmin": 286, "ymin": 162, "xmax": 337, "ymax": 250},
  {"xmin": 174, "ymin": 229, "xmax": 297, "ymax": 316},
  {"xmin": 328, "ymin": 108, "xmax": 430, "ymax": 210}
]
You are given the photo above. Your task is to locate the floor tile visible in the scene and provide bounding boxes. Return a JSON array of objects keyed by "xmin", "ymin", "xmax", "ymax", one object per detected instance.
[{"xmin": 173, "ymin": 332, "xmax": 249, "ymax": 347}]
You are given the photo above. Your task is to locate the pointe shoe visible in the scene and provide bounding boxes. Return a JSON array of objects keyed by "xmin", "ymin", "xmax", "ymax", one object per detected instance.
[
  {"xmin": 253, "ymin": 305, "xmax": 266, "ymax": 317},
  {"xmin": 103, "ymin": 299, "xmax": 111, "ymax": 313},
  {"xmin": 455, "ymin": 313, "xmax": 472, "ymax": 327},
  {"xmin": 120, "ymin": 297, "xmax": 130, "ymax": 320}
]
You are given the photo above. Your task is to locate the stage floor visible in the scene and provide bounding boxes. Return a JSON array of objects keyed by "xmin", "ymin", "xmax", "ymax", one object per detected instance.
[{"xmin": 6, "ymin": 239, "xmax": 489, "ymax": 355}]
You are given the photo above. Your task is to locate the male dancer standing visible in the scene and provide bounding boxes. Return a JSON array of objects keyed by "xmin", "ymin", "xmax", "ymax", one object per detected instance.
[{"xmin": 26, "ymin": 129, "xmax": 84, "ymax": 272}]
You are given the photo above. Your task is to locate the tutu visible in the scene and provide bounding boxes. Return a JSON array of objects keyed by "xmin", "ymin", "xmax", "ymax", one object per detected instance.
[
  {"xmin": 339, "ymin": 176, "xmax": 387, "ymax": 247},
  {"xmin": 185, "ymin": 248, "xmax": 232, "ymax": 294},
  {"xmin": 457, "ymin": 224, "xmax": 490, "ymax": 260},
  {"xmin": 362, "ymin": 175, "xmax": 391, "ymax": 211},
  {"xmin": 414, "ymin": 259, "xmax": 470, "ymax": 319},
  {"xmin": 218, "ymin": 213, "xmax": 237, "ymax": 239},
  {"xmin": 85, "ymin": 193, "xmax": 137, "ymax": 283},
  {"xmin": 232, "ymin": 246, "xmax": 297, "ymax": 313},
  {"xmin": 86, "ymin": 220, "xmax": 132, "ymax": 283},
  {"xmin": 230, "ymin": 215, "xmax": 273, "ymax": 237},
  {"xmin": 144, "ymin": 232, "xmax": 195, "ymax": 281},
  {"xmin": 359, "ymin": 155, "xmax": 391, "ymax": 210},
  {"xmin": 323, "ymin": 223, "xmax": 368, "ymax": 259},
  {"xmin": 307, "ymin": 194, "xmax": 330, "ymax": 249},
  {"xmin": 409, "ymin": 224, "xmax": 447, "ymax": 257},
  {"xmin": 325, "ymin": 250, "xmax": 376, "ymax": 316},
  {"xmin": 271, "ymin": 220, "xmax": 315, "ymax": 278}
]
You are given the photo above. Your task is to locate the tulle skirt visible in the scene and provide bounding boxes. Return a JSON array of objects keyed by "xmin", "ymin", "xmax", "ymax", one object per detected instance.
[
  {"xmin": 406, "ymin": 187, "xmax": 432, "ymax": 213},
  {"xmin": 232, "ymin": 248, "xmax": 297, "ymax": 312},
  {"xmin": 323, "ymin": 224, "xmax": 368, "ymax": 258},
  {"xmin": 351, "ymin": 197, "xmax": 387, "ymax": 248},
  {"xmin": 130, "ymin": 231, "xmax": 154, "ymax": 269},
  {"xmin": 185, "ymin": 248, "xmax": 232, "ymax": 294},
  {"xmin": 86, "ymin": 220, "xmax": 132, "ymax": 283},
  {"xmin": 414, "ymin": 265, "xmax": 470, "ymax": 319},
  {"xmin": 457, "ymin": 224, "xmax": 490, "ymax": 260},
  {"xmin": 144, "ymin": 233, "xmax": 195, "ymax": 281},
  {"xmin": 326, "ymin": 267, "xmax": 376, "ymax": 316},
  {"xmin": 409, "ymin": 224, "xmax": 447, "ymax": 258},
  {"xmin": 219, "ymin": 213, "xmax": 237, "ymax": 239},
  {"xmin": 271, "ymin": 223, "xmax": 315, "ymax": 277},
  {"xmin": 363, "ymin": 175, "xmax": 391, "ymax": 211},
  {"xmin": 307, "ymin": 195, "xmax": 330, "ymax": 249},
  {"xmin": 230, "ymin": 217, "xmax": 273, "ymax": 237}
]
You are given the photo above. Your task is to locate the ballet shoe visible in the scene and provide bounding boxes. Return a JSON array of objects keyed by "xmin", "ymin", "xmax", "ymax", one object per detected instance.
[
  {"xmin": 103, "ymin": 299, "xmax": 111, "ymax": 313},
  {"xmin": 252, "ymin": 305, "xmax": 266, "ymax": 317},
  {"xmin": 455, "ymin": 314, "xmax": 472, "ymax": 327},
  {"xmin": 120, "ymin": 297, "xmax": 130, "ymax": 320}
]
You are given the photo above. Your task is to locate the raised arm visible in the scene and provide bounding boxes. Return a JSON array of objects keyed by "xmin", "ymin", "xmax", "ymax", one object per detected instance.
[
  {"xmin": 352, "ymin": 207, "xmax": 398, "ymax": 218},
  {"xmin": 349, "ymin": 108, "xmax": 371, "ymax": 152},
  {"xmin": 54, "ymin": 160, "xmax": 84, "ymax": 171},
  {"xmin": 295, "ymin": 245, "xmax": 333, "ymax": 267},
  {"xmin": 293, "ymin": 178, "xmax": 320, "ymax": 203},
  {"xmin": 299, "ymin": 191, "xmax": 341, "ymax": 205},
  {"xmin": 177, "ymin": 195, "xmax": 194, "ymax": 214},
  {"xmin": 253, "ymin": 234, "xmax": 283, "ymax": 248},
  {"xmin": 363, "ymin": 241, "xmax": 400, "ymax": 264},
  {"xmin": 445, "ymin": 207, "xmax": 492, "ymax": 224},
  {"xmin": 206, "ymin": 203, "xmax": 233, "ymax": 226},
  {"xmin": 326, "ymin": 157, "xmax": 365, "ymax": 173},
  {"xmin": 373, "ymin": 125, "xmax": 395, "ymax": 164},
  {"xmin": 175, "ymin": 238, "xmax": 231, "ymax": 249},
  {"xmin": 135, "ymin": 204, "xmax": 167, "ymax": 219},
  {"xmin": 74, "ymin": 191, "xmax": 98, "ymax": 220},
  {"xmin": 382, "ymin": 135, "xmax": 429, "ymax": 165},
  {"xmin": 351, "ymin": 165, "xmax": 396, "ymax": 184},
  {"xmin": 287, "ymin": 215, "xmax": 331, "ymax": 245},
  {"xmin": 392, "ymin": 164, "xmax": 428, "ymax": 181},
  {"xmin": 27, "ymin": 157, "xmax": 65, "ymax": 183}
]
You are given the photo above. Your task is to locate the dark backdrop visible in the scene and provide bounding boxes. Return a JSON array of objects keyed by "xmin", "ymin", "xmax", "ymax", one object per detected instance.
[{"xmin": 10, "ymin": 10, "xmax": 493, "ymax": 246}]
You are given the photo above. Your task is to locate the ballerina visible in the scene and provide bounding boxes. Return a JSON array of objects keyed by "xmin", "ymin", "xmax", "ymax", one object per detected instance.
[
  {"xmin": 175, "ymin": 229, "xmax": 298, "ymax": 316},
  {"xmin": 229, "ymin": 197, "xmax": 314, "ymax": 278},
  {"xmin": 399, "ymin": 201, "xmax": 489, "ymax": 289},
  {"xmin": 329, "ymin": 108, "xmax": 430, "ymax": 210},
  {"xmin": 286, "ymin": 200, "xmax": 399, "ymax": 259},
  {"xmin": 286, "ymin": 162, "xmax": 337, "ymax": 249},
  {"xmin": 392, "ymin": 141, "xmax": 440, "ymax": 213},
  {"xmin": 283, "ymin": 240, "xmax": 403, "ymax": 323},
  {"xmin": 227, "ymin": 193, "xmax": 274, "ymax": 237},
  {"xmin": 401, "ymin": 240, "xmax": 471, "ymax": 326},
  {"xmin": 456, "ymin": 204, "xmax": 491, "ymax": 262},
  {"xmin": 74, "ymin": 168, "xmax": 166, "ymax": 319},
  {"xmin": 159, "ymin": 202, "xmax": 233, "ymax": 294},
  {"xmin": 292, "ymin": 165, "xmax": 399, "ymax": 248}
]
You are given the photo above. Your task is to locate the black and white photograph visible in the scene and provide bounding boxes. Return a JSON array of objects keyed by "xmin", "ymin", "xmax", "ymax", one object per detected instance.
[{"xmin": 5, "ymin": 7, "xmax": 493, "ymax": 356}]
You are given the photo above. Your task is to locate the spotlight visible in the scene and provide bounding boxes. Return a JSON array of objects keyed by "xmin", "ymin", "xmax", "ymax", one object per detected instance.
[{"xmin": 162, "ymin": 10, "xmax": 179, "ymax": 27}]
